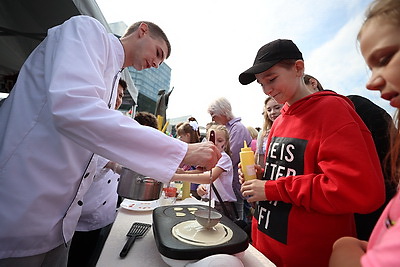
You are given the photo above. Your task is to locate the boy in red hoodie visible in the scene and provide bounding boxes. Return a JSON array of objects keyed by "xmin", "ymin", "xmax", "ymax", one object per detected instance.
[{"xmin": 239, "ymin": 39, "xmax": 385, "ymax": 266}]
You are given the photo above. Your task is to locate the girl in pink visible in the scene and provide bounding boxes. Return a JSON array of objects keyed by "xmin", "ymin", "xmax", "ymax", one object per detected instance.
[{"xmin": 330, "ymin": 0, "xmax": 400, "ymax": 266}]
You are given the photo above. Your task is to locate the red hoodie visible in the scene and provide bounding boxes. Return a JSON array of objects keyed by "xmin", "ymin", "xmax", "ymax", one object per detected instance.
[{"xmin": 252, "ymin": 91, "xmax": 385, "ymax": 267}]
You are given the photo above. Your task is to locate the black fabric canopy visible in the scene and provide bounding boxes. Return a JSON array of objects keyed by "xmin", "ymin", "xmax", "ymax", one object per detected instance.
[
  {"xmin": 0, "ymin": 0, "xmax": 110, "ymax": 76},
  {"xmin": 0, "ymin": 0, "xmax": 138, "ymax": 102}
]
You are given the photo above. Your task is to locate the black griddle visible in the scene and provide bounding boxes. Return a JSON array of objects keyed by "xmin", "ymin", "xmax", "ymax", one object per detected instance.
[{"xmin": 152, "ymin": 204, "xmax": 249, "ymax": 260}]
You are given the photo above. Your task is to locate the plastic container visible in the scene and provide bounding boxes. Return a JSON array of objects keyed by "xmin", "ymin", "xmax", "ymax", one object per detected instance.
[
  {"xmin": 160, "ymin": 183, "xmax": 177, "ymax": 206},
  {"xmin": 239, "ymin": 140, "xmax": 257, "ymax": 181}
]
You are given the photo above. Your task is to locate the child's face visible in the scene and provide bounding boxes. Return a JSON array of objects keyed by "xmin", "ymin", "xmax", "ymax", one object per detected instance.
[
  {"xmin": 255, "ymin": 62, "xmax": 303, "ymax": 105},
  {"xmin": 209, "ymin": 130, "xmax": 226, "ymax": 152},
  {"xmin": 265, "ymin": 98, "xmax": 283, "ymax": 122},
  {"xmin": 178, "ymin": 133, "xmax": 191, "ymax": 143},
  {"xmin": 360, "ymin": 18, "xmax": 400, "ymax": 108},
  {"xmin": 115, "ymin": 85, "xmax": 125, "ymax": 110}
]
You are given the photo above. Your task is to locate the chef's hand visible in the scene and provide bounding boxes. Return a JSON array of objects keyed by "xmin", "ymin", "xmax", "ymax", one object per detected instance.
[
  {"xmin": 183, "ymin": 142, "xmax": 221, "ymax": 170},
  {"xmin": 241, "ymin": 179, "xmax": 268, "ymax": 203}
]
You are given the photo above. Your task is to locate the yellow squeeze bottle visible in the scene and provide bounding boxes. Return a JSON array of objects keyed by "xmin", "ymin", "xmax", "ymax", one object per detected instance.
[
  {"xmin": 240, "ymin": 140, "xmax": 257, "ymax": 181},
  {"xmin": 182, "ymin": 181, "xmax": 191, "ymax": 200}
]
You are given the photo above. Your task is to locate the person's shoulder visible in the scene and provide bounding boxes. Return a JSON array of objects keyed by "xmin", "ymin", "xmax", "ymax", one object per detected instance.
[
  {"xmin": 230, "ymin": 118, "xmax": 247, "ymax": 129},
  {"xmin": 221, "ymin": 151, "xmax": 230, "ymax": 157},
  {"xmin": 218, "ymin": 152, "xmax": 233, "ymax": 169},
  {"xmin": 347, "ymin": 94, "xmax": 387, "ymax": 113},
  {"xmin": 312, "ymin": 91, "xmax": 353, "ymax": 108},
  {"xmin": 62, "ymin": 15, "xmax": 105, "ymax": 32},
  {"xmin": 67, "ymin": 15, "xmax": 99, "ymax": 24},
  {"xmin": 220, "ymin": 151, "xmax": 232, "ymax": 162}
]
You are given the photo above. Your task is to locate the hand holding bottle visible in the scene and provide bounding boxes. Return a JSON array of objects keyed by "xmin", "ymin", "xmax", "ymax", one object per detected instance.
[{"xmin": 239, "ymin": 141, "xmax": 257, "ymax": 181}]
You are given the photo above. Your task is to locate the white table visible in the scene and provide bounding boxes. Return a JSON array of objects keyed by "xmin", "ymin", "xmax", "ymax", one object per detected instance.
[{"xmin": 97, "ymin": 198, "xmax": 275, "ymax": 267}]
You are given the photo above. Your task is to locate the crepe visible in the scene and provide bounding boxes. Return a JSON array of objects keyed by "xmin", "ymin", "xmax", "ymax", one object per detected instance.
[{"xmin": 172, "ymin": 220, "xmax": 233, "ymax": 246}]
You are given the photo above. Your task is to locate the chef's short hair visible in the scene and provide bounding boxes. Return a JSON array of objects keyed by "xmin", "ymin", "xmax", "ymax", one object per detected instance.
[{"xmin": 123, "ymin": 21, "xmax": 171, "ymax": 59}]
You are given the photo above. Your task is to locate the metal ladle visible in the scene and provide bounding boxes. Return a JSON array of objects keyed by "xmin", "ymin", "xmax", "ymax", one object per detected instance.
[
  {"xmin": 208, "ymin": 130, "xmax": 215, "ymax": 223},
  {"xmin": 194, "ymin": 209, "xmax": 222, "ymax": 229},
  {"xmin": 194, "ymin": 130, "xmax": 222, "ymax": 229}
]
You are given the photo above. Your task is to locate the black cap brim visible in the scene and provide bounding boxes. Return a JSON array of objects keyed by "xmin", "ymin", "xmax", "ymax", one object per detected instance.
[{"xmin": 238, "ymin": 60, "xmax": 280, "ymax": 85}]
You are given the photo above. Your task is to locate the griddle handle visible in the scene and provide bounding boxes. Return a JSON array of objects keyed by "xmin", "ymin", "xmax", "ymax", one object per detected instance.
[{"xmin": 120, "ymin": 235, "xmax": 138, "ymax": 258}]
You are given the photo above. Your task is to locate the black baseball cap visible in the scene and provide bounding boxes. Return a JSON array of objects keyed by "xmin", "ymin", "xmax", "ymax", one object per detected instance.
[{"xmin": 239, "ymin": 39, "xmax": 303, "ymax": 85}]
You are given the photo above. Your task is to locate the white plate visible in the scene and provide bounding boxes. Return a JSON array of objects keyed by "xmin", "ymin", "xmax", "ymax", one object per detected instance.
[{"xmin": 120, "ymin": 199, "xmax": 160, "ymax": 211}]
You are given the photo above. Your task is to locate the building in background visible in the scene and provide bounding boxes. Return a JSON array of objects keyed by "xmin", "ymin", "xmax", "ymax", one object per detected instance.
[{"xmin": 128, "ymin": 63, "xmax": 171, "ymax": 113}]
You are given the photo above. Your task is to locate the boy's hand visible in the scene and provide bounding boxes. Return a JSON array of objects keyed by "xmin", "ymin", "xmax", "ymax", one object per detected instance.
[
  {"xmin": 238, "ymin": 163, "xmax": 264, "ymax": 184},
  {"xmin": 241, "ymin": 179, "xmax": 268, "ymax": 202}
]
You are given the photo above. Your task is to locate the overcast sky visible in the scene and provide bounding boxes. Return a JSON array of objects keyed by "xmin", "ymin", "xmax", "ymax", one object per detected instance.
[{"xmin": 96, "ymin": 0, "xmax": 395, "ymax": 128}]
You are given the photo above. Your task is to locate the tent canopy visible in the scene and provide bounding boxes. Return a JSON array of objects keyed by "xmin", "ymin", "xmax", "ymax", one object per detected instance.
[
  {"xmin": 0, "ymin": 0, "xmax": 138, "ymax": 101},
  {"xmin": 0, "ymin": 0, "xmax": 112, "ymax": 76}
]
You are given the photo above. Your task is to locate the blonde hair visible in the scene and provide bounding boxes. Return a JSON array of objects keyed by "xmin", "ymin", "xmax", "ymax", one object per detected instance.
[
  {"xmin": 261, "ymin": 96, "xmax": 279, "ymax": 138},
  {"xmin": 247, "ymin": 126, "xmax": 258, "ymax": 139},
  {"xmin": 359, "ymin": 0, "xmax": 400, "ymax": 183},
  {"xmin": 207, "ymin": 124, "xmax": 232, "ymax": 157}
]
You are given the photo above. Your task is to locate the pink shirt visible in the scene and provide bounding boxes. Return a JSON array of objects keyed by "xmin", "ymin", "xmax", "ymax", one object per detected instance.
[
  {"xmin": 362, "ymin": 191, "xmax": 400, "ymax": 266},
  {"xmin": 250, "ymin": 139, "xmax": 257, "ymax": 153}
]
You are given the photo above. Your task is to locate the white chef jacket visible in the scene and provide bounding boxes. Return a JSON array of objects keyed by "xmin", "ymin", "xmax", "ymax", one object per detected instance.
[
  {"xmin": 76, "ymin": 156, "xmax": 119, "ymax": 231},
  {"xmin": 0, "ymin": 16, "xmax": 187, "ymax": 258}
]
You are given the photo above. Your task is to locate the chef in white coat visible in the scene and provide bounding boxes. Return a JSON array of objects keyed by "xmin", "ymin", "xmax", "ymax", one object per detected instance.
[{"xmin": 0, "ymin": 16, "xmax": 220, "ymax": 266}]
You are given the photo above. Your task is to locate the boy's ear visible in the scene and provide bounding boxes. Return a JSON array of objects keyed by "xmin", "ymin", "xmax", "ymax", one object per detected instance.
[
  {"xmin": 138, "ymin": 22, "xmax": 149, "ymax": 37},
  {"xmin": 294, "ymin": 60, "xmax": 305, "ymax": 77}
]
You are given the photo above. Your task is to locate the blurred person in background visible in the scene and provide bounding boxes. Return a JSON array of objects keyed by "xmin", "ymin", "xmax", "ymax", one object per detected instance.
[
  {"xmin": 176, "ymin": 120, "xmax": 202, "ymax": 199},
  {"xmin": 208, "ymin": 97, "xmax": 252, "ymax": 222},
  {"xmin": 255, "ymin": 97, "xmax": 283, "ymax": 166},
  {"xmin": 247, "ymin": 126, "xmax": 259, "ymax": 153}
]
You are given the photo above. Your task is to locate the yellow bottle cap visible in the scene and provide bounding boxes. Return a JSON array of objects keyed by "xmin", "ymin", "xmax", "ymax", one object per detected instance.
[{"xmin": 241, "ymin": 140, "xmax": 252, "ymax": 152}]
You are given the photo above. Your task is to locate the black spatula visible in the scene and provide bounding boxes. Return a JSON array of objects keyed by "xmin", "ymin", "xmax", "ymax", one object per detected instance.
[{"xmin": 119, "ymin": 222, "xmax": 151, "ymax": 258}]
